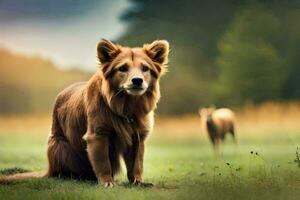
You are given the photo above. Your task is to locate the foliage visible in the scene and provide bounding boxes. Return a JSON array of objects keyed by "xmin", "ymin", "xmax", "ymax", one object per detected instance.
[
  {"xmin": 216, "ymin": 6, "xmax": 286, "ymax": 105},
  {"xmin": 118, "ymin": 0, "xmax": 300, "ymax": 114},
  {"xmin": 0, "ymin": 49, "xmax": 91, "ymax": 114}
]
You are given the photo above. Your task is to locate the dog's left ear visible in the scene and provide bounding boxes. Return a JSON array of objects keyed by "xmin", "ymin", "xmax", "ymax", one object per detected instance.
[
  {"xmin": 97, "ymin": 39, "xmax": 121, "ymax": 64},
  {"xmin": 144, "ymin": 40, "xmax": 169, "ymax": 65}
]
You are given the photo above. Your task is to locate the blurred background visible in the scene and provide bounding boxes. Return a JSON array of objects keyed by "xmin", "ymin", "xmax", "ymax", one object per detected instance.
[
  {"xmin": 1, "ymin": 0, "xmax": 300, "ymax": 115},
  {"xmin": 0, "ymin": 0, "xmax": 300, "ymax": 147}
]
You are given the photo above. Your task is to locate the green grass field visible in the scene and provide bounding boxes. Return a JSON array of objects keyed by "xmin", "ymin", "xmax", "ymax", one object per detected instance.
[{"xmin": 0, "ymin": 122, "xmax": 300, "ymax": 200}]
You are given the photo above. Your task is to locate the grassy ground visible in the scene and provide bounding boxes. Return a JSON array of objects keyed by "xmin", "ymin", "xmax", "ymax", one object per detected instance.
[{"xmin": 0, "ymin": 111, "xmax": 300, "ymax": 199}]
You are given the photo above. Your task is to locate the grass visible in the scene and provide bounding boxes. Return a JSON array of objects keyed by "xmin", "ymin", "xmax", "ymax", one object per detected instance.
[{"xmin": 0, "ymin": 108, "xmax": 300, "ymax": 199}]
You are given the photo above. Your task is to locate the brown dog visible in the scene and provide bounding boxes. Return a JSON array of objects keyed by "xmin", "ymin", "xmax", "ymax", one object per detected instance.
[
  {"xmin": 0, "ymin": 39, "xmax": 169, "ymax": 187},
  {"xmin": 199, "ymin": 107, "xmax": 236, "ymax": 149}
]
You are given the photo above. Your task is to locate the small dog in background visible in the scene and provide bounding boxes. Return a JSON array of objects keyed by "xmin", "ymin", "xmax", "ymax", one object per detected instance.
[{"xmin": 198, "ymin": 107, "xmax": 236, "ymax": 149}]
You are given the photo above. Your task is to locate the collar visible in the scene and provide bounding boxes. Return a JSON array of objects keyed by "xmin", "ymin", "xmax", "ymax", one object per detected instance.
[
  {"xmin": 101, "ymin": 96, "xmax": 135, "ymax": 124},
  {"xmin": 124, "ymin": 115, "xmax": 135, "ymax": 124},
  {"xmin": 118, "ymin": 114, "xmax": 135, "ymax": 124}
]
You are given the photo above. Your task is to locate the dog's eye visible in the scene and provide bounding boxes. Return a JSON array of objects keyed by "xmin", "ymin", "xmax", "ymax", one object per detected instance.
[
  {"xmin": 142, "ymin": 65, "xmax": 149, "ymax": 72},
  {"xmin": 118, "ymin": 65, "xmax": 128, "ymax": 72}
]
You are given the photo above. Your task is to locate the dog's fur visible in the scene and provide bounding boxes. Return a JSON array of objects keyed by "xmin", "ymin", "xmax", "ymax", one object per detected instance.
[
  {"xmin": 0, "ymin": 39, "xmax": 169, "ymax": 187},
  {"xmin": 199, "ymin": 107, "xmax": 236, "ymax": 148}
]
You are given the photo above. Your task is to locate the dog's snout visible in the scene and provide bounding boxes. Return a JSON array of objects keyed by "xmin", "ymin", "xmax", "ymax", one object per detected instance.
[{"xmin": 131, "ymin": 77, "xmax": 143, "ymax": 87}]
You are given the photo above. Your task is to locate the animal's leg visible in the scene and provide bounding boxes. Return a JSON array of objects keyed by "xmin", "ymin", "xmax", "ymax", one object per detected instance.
[
  {"xmin": 46, "ymin": 113, "xmax": 76, "ymax": 178},
  {"xmin": 208, "ymin": 130, "xmax": 220, "ymax": 150},
  {"xmin": 124, "ymin": 140, "xmax": 144, "ymax": 184},
  {"xmin": 212, "ymin": 138, "xmax": 221, "ymax": 157},
  {"xmin": 108, "ymin": 140, "xmax": 121, "ymax": 179},
  {"xmin": 84, "ymin": 132, "xmax": 114, "ymax": 187},
  {"xmin": 229, "ymin": 124, "xmax": 237, "ymax": 144},
  {"xmin": 220, "ymin": 131, "xmax": 226, "ymax": 141},
  {"xmin": 123, "ymin": 135, "xmax": 152, "ymax": 186},
  {"xmin": 46, "ymin": 115, "xmax": 94, "ymax": 180},
  {"xmin": 209, "ymin": 135, "xmax": 219, "ymax": 151},
  {"xmin": 46, "ymin": 136, "xmax": 85, "ymax": 178}
]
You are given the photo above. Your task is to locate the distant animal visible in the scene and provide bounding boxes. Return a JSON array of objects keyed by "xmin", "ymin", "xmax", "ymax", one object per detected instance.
[
  {"xmin": 0, "ymin": 39, "xmax": 170, "ymax": 187},
  {"xmin": 198, "ymin": 107, "xmax": 236, "ymax": 148}
]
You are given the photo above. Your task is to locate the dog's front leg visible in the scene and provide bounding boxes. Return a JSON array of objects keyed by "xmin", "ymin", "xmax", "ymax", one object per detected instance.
[
  {"xmin": 84, "ymin": 132, "xmax": 113, "ymax": 187},
  {"xmin": 124, "ymin": 134, "xmax": 152, "ymax": 186},
  {"xmin": 124, "ymin": 140, "xmax": 144, "ymax": 184}
]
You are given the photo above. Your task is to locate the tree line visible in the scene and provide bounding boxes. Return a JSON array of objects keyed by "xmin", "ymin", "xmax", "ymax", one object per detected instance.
[{"xmin": 118, "ymin": 0, "xmax": 300, "ymax": 114}]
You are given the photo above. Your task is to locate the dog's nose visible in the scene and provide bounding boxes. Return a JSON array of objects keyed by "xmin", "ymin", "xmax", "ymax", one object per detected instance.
[{"xmin": 131, "ymin": 77, "xmax": 143, "ymax": 87}]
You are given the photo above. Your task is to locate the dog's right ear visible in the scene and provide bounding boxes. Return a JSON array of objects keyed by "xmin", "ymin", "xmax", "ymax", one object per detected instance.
[
  {"xmin": 144, "ymin": 40, "xmax": 169, "ymax": 65},
  {"xmin": 97, "ymin": 39, "xmax": 121, "ymax": 64},
  {"xmin": 198, "ymin": 108, "xmax": 202, "ymax": 115},
  {"xmin": 198, "ymin": 108, "xmax": 202, "ymax": 118}
]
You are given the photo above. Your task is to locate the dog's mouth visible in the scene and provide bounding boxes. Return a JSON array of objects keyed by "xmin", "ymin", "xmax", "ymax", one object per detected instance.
[{"xmin": 124, "ymin": 86, "xmax": 147, "ymax": 96}]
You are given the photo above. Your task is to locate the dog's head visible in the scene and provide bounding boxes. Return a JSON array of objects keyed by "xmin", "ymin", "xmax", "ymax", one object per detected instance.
[
  {"xmin": 198, "ymin": 107, "xmax": 216, "ymax": 119},
  {"xmin": 97, "ymin": 39, "xmax": 169, "ymax": 116},
  {"xmin": 97, "ymin": 39, "xmax": 169, "ymax": 96}
]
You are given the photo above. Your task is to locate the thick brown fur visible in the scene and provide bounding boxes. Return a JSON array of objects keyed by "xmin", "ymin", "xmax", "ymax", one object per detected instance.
[
  {"xmin": 199, "ymin": 107, "xmax": 236, "ymax": 149},
  {"xmin": 0, "ymin": 39, "xmax": 169, "ymax": 187}
]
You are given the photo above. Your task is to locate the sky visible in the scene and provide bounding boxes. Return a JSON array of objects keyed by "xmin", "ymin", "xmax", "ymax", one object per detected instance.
[{"xmin": 0, "ymin": 0, "xmax": 133, "ymax": 71}]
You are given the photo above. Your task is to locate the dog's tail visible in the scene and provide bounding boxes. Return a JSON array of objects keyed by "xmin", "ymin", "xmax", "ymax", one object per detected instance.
[{"xmin": 0, "ymin": 169, "xmax": 46, "ymax": 184}]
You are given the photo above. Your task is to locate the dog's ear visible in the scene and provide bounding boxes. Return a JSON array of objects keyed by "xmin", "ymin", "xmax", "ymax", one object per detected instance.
[
  {"xmin": 198, "ymin": 108, "xmax": 202, "ymax": 117},
  {"xmin": 97, "ymin": 39, "xmax": 121, "ymax": 64},
  {"xmin": 144, "ymin": 40, "xmax": 169, "ymax": 65}
]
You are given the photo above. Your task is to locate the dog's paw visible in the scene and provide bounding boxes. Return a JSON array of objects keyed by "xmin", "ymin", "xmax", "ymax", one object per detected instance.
[
  {"xmin": 98, "ymin": 175, "xmax": 114, "ymax": 188},
  {"xmin": 103, "ymin": 181, "xmax": 114, "ymax": 188}
]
